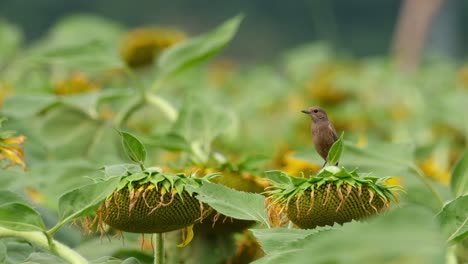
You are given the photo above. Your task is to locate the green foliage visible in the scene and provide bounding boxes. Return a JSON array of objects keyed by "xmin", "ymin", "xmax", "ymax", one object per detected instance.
[
  {"xmin": 251, "ymin": 227, "xmax": 332, "ymax": 254},
  {"xmin": 56, "ymin": 177, "xmax": 121, "ymax": 228},
  {"xmin": 438, "ymin": 195, "xmax": 468, "ymax": 244},
  {"xmin": 118, "ymin": 131, "xmax": 147, "ymax": 165},
  {"xmin": 0, "ymin": 191, "xmax": 45, "ymax": 231},
  {"xmin": 254, "ymin": 208, "xmax": 446, "ymax": 264},
  {"xmin": 188, "ymin": 182, "xmax": 269, "ymax": 226},
  {"xmin": 0, "ymin": 12, "xmax": 466, "ymax": 264},
  {"xmin": 158, "ymin": 15, "xmax": 243, "ymax": 78},
  {"xmin": 0, "ymin": 20, "xmax": 23, "ymax": 62},
  {"xmin": 326, "ymin": 132, "xmax": 343, "ymax": 165},
  {"xmin": 451, "ymin": 150, "xmax": 468, "ymax": 197}
]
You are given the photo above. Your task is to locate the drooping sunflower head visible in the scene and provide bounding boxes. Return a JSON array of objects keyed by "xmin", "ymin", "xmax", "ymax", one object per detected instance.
[
  {"xmin": 265, "ymin": 167, "xmax": 400, "ymax": 229},
  {"xmin": 120, "ymin": 27, "xmax": 186, "ymax": 68},
  {"xmin": 79, "ymin": 164, "xmax": 218, "ymax": 248}
]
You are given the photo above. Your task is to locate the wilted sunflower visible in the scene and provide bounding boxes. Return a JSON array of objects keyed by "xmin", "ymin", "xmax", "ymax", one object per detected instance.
[
  {"xmin": 82, "ymin": 165, "xmax": 216, "ymax": 247},
  {"xmin": 265, "ymin": 167, "xmax": 400, "ymax": 229},
  {"xmin": 120, "ymin": 27, "xmax": 186, "ymax": 68},
  {"xmin": 54, "ymin": 72, "xmax": 99, "ymax": 96},
  {"xmin": 0, "ymin": 118, "xmax": 27, "ymax": 171}
]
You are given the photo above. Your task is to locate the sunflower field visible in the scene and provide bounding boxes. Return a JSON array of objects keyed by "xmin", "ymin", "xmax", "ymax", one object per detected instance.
[{"xmin": 0, "ymin": 14, "xmax": 467, "ymax": 264}]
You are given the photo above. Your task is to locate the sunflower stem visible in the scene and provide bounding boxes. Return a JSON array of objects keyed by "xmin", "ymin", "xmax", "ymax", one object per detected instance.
[
  {"xmin": 153, "ymin": 233, "xmax": 165, "ymax": 264},
  {"xmin": 0, "ymin": 227, "xmax": 87, "ymax": 264}
]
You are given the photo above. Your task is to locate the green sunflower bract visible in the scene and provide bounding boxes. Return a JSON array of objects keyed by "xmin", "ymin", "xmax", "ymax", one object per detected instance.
[
  {"xmin": 95, "ymin": 166, "xmax": 217, "ymax": 234},
  {"xmin": 265, "ymin": 166, "xmax": 400, "ymax": 229}
]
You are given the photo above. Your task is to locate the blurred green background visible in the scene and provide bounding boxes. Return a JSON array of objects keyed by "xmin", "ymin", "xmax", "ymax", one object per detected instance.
[
  {"xmin": 1, "ymin": 0, "xmax": 467, "ymax": 60},
  {"xmin": 0, "ymin": 1, "xmax": 467, "ymax": 263}
]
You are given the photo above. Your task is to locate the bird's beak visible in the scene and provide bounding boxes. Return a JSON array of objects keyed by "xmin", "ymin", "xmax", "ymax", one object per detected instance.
[{"xmin": 301, "ymin": 110, "xmax": 310, "ymax": 114}]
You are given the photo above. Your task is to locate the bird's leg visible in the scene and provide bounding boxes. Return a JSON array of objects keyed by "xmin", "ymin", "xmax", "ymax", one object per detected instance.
[{"xmin": 322, "ymin": 160, "xmax": 327, "ymax": 168}]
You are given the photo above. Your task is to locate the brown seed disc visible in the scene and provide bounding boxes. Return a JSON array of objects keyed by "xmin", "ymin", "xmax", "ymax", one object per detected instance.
[
  {"xmin": 287, "ymin": 182, "xmax": 388, "ymax": 229},
  {"xmin": 101, "ymin": 185, "xmax": 202, "ymax": 233}
]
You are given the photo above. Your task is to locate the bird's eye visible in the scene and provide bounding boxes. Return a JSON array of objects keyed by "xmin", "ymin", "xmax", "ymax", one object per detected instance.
[{"xmin": 313, "ymin": 109, "xmax": 318, "ymax": 113}]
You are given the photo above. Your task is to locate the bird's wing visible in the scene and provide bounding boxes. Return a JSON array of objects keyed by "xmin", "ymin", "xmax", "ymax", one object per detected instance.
[{"xmin": 329, "ymin": 123, "xmax": 338, "ymax": 141}]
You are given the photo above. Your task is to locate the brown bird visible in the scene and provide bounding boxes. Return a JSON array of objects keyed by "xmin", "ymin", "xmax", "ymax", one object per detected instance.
[{"xmin": 301, "ymin": 106, "xmax": 338, "ymax": 166}]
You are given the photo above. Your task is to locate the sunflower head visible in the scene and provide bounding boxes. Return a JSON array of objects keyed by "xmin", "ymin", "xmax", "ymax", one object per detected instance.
[
  {"xmin": 265, "ymin": 167, "xmax": 400, "ymax": 229},
  {"xmin": 120, "ymin": 27, "xmax": 186, "ymax": 68}
]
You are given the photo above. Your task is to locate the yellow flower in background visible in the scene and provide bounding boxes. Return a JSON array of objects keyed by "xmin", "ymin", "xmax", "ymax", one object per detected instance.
[
  {"xmin": 0, "ymin": 134, "xmax": 27, "ymax": 171},
  {"xmin": 384, "ymin": 177, "xmax": 402, "ymax": 187},
  {"xmin": 54, "ymin": 72, "xmax": 99, "ymax": 95},
  {"xmin": 458, "ymin": 66, "xmax": 468, "ymax": 89},
  {"xmin": 419, "ymin": 156, "xmax": 450, "ymax": 185},
  {"xmin": 276, "ymin": 149, "xmax": 321, "ymax": 177},
  {"xmin": 120, "ymin": 27, "xmax": 186, "ymax": 68},
  {"xmin": 207, "ymin": 59, "xmax": 237, "ymax": 86},
  {"xmin": 305, "ymin": 65, "xmax": 348, "ymax": 105},
  {"xmin": 389, "ymin": 103, "xmax": 410, "ymax": 121}
]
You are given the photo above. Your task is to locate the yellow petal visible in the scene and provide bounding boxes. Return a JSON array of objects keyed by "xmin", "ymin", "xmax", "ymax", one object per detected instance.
[
  {"xmin": 2, "ymin": 135, "xmax": 26, "ymax": 145},
  {"xmin": 177, "ymin": 224, "xmax": 194, "ymax": 248},
  {"xmin": 0, "ymin": 148, "xmax": 27, "ymax": 170}
]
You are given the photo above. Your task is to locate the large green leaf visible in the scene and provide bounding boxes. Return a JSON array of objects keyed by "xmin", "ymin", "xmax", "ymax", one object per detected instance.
[
  {"xmin": 141, "ymin": 133, "xmax": 190, "ymax": 152},
  {"xmin": 158, "ymin": 15, "xmax": 243, "ymax": 78},
  {"xmin": 254, "ymin": 207, "xmax": 445, "ymax": 264},
  {"xmin": 57, "ymin": 177, "xmax": 120, "ymax": 224},
  {"xmin": 0, "ymin": 191, "xmax": 45, "ymax": 231},
  {"xmin": 29, "ymin": 40, "xmax": 123, "ymax": 70},
  {"xmin": 189, "ymin": 182, "xmax": 268, "ymax": 226},
  {"xmin": 118, "ymin": 131, "xmax": 147, "ymax": 165},
  {"xmin": 172, "ymin": 100, "xmax": 236, "ymax": 161},
  {"xmin": 438, "ymin": 195, "xmax": 468, "ymax": 244},
  {"xmin": 451, "ymin": 150, "xmax": 468, "ymax": 197},
  {"xmin": 251, "ymin": 227, "xmax": 333, "ymax": 255},
  {"xmin": 43, "ymin": 15, "xmax": 123, "ymax": 47},
  {"xmin": 1, "ymin": 95, "xmax": 58, "ymax": 118},
  {"xmin": 341, "ymin": 141, "xmax": 415, "ymax": 176}
]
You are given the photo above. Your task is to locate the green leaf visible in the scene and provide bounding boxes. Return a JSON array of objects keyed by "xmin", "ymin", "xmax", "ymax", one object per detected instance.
[
  {"xmin": 251, "ymin": 227, "xmax": 332, "ymax": 254},
  {"xmin": 188, "ymin": 182, "xmax": 268, "ymax": 226},
  {"xmin": 119, "ymin": 131, "xmax": 147, "ymax": 165},
  {"xmin": 28, "ymin": 40, "xmax": 123, "ymax": 70},
  {"xmin": 341, "ymin": 141, "xmax": 414, "ymax": 176},
  {"xmin": 102, "ymin": 164, "xmax": 141, "ymax": 178},
  {"xmin": 2, "ymin": 95, "xmax": 58, "ymax": 118},
  {"xmin": 438, "ymin": 195, "xmax": 468, "ymax": 243},
  {"xmin": 0, "ymin": 20, "xmax": 23, "ymax": 61},
  {"xmin": 141, "ymin": 133, "xmax": 190, "ymax": 151},
  {"xmin": 158, "ymin": 14, "xmax": 243, "ymax": 77},
  {"xmin": 172, "ymin": 99, "xmax": 236, "ymax": 159},
  {"xmin": 0, "ymin": 191, "xmax": 45, "ymax": 231},
  {"xmin": 57, "ymin": 177, "xmax": 120, "ymax": 224},
  {"xmin": 450, "ymin": 150, "xmax": 468, "ymax": 197},
  {"xmin": 264, "ymin": 170, "xmax": 291, "ymax": 185},
  {"xmin": 254, "ymin": 207, "xmax": 445, "ymax": 264},
  {"xmin": 22, "ymin": 252, "xmax": 69, "ymax": 264},
  {"xmin": 327, "ymin": 132, "xmax": 343, "ymax": 165}
]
